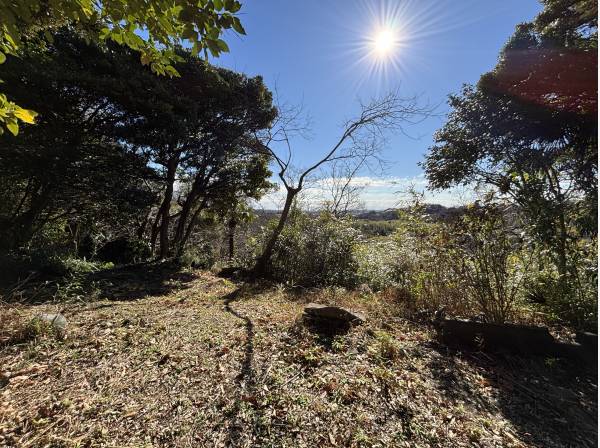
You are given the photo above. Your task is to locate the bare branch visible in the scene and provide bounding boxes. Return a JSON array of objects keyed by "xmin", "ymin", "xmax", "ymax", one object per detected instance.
[{"xmin": 252, "ymin": 90, "xmax": 432, "ymax": 275}]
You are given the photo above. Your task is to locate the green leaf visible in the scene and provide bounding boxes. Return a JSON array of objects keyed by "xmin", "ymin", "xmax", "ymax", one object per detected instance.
[
  {"xmin": 14, "ymin": 108, "xmax": 37, "ymax": 124},
  {"xmin": 164, "ymin": 65, "xmax": 180, "ymax": 77},
  {"xmin": 0, "ymin": 52, "xmax": 5, "ymax": 64},
  {"xmin": 216, "ymin": 39, "xmax": 229, "ymax": 52},
  {"xmin": 6, "ymin": 121, "xmax": 18, "ymax": 136},
  {"xmin": 112, "ymin": 32, "xmax": 123, "ymax": 45},
  {"xmin": 181, "ymin": 25, "xmax": 197, "ymax": 40},
  {"xmin": 207, "ymin": 40, "xmax": 220, "ymax": 57},
  {"xmin": 232, "ymin": 17, "xmax": 245, "ymax": 35},
  {"xmin": 228, "ymin": 1, "xmax": 242, "ymax": 13},
  {"xmin": 99, "ymin": 27, "xmax": 111, "ymax": 39}
]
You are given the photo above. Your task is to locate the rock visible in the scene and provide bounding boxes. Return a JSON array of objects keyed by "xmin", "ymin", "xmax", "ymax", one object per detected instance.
[
  {"xmin": 303, "ymin": 303, "xmax": 366, "ymax": 324},
  {"xmin": 438, "ymin": 318, "xmax": 555, "ymax": 355},
  {"xmin": 437, "ymin": 319, "xmax": 597, "ymax": 363},
  {"xmin": 34, "ymin": 313, "xmax": 68, "ymax": 331},
  {"xmin": 303, "ymin": 303, "xmax": 365, "ymax": 335}
]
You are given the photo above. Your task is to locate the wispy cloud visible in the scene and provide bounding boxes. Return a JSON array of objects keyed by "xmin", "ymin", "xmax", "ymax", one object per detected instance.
[{"xmin": 256, "ymin": 175, "xmax": 474, "ymax": 210}]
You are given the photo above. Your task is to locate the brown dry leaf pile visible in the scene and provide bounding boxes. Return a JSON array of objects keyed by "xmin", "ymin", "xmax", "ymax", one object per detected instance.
[{"xmin": 0, "ymin": 270, "xmax": 597, "ymax": 447}]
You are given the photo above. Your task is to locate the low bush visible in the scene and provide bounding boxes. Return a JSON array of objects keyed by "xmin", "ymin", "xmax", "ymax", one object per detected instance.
[
  {"xmin": 178, "ymin": 242, "xmax": 216, "ymax": 269},
  {"xmin": 365, "ymin": 202, "xmax": 527, "ymax": 323},
  {"xmin": 268, "ymin": 211, "xmax": 361, "ymax": 287},
  {"xmin": 354, "ymin": 238, "xmax": 406, "ymax": 291},
  {"xmin": 96, "ymin": 237, "xmax": 151, "ymax": 265},
  {"xmin": 525, "ymin": 238, "xmax": 598, "ymax": 330},
  {"xmin": 391, "ymin": 209, "xmax": 468, "ymax": 316},
  {"xmin": 454, "ymin": 204, "xmax": 526, "ymax": 323}
]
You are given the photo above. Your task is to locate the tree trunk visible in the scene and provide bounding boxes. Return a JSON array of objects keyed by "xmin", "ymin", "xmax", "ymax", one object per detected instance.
[
  {"xmin": 9, "ymin": 186, "xmax": 50, "ymax": 250},
  {"xmin": 228, "ymin": 218, "xmax": 237, "ymax": 261},
  {"xmin": 173, "ymin": 167, "xmax": 213, "ymax": 254},
  {"xmin": 150, "ymin": 211, "xmax": 161, "ymax": 255},
  {"xmin": 137, "ymin": 209, "xmax": 151, "ymax": 240},
  {"xmin": 253, "ymin": 187, "xmax": 298, "ymax": 277},
  {"xmin": 158, "ymin": 158, "xmax": 178, "ymax": 259},
  {"xmin": 176, "ymin": 198, "xmax": 208, "ymax": 256},
  {"xmin": 547, "ymin": 167, "xmax": 570, "ymax": 283},
  {"xmin": 172, "ymin": 188, "xmax": 198, "ymax": 252}
]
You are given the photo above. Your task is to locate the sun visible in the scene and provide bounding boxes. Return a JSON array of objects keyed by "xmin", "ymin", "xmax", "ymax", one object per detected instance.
[{"xmin": 373, "ymin": 28, "xmax": 396, "ymax": 57}]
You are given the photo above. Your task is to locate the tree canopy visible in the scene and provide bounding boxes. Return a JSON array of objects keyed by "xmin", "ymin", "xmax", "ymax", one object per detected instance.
[
  {"xmin": 424, "ymin": 0, "xmax": 597, "ymax": 285},
  {"xmin": 0, "ymin": 0, "xmax": 245, "ymax": 135},
  {"xmin": 0, "ymin": 31, "xmax": 275, "ymax": 259}
]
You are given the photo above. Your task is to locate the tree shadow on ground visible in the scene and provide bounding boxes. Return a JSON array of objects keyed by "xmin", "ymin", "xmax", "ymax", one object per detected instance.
[
  {"xmin": 219, "ymin": 284, "xmax": 268, "ymax": 447},
  {"xmin": 82, "ymin": 261, "xmax": 198, "ymax": 301},
  {"xmin": 223, "ymin": 288, "xmax": 256, "ymax": 388},
  {"xmin": 1, "ymin": 261, "xmax": 199, "ymax": 304},
  {"xmin": 424, "ymin": 340, "xmax": 598, "ymax": 448}
]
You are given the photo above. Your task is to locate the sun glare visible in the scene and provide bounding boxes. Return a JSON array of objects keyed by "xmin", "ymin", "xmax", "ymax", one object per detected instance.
[
  {"xmin": 373, "ymin": 28, "xmax": 396, "ymax": 57},
  {"xmin": 334, "ymin": 0, "xmax": 480, "ymax": 91}
]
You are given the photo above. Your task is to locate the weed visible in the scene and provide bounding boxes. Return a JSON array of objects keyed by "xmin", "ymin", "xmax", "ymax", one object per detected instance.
[{"xmin": 370, "ymin": 330, "xmax": 404, "ymax": 362}]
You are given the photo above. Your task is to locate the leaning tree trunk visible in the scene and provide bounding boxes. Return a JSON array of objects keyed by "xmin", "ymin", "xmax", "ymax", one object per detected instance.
[
  {"xmin": 150, "ymin": 211, "xmax": 162, "ymax": 255},
  {"xmin": 172, "ymin": 191, "xmax": 196, "ymax": 255},
  {"xmin": 158, "ymin": 158, "xmax": 178, "ymax": 259},
  {"xmin": 252, "ymin": 187, "xmax": 298, "ymax": 277}
]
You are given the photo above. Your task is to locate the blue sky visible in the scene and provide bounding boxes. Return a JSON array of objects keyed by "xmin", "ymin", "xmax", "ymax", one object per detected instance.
[{"xmin": 213, "ymin": 0, "xmax": 543, "ymax": 209}]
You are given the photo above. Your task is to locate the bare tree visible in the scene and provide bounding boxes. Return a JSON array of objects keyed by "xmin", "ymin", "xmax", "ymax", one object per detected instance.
[
  {"xmin": 318, "ymin": 156, "xmax": 369, "ymax": 217},
  {"xmin": 252, "ymin": 91, "xmax": 431, "ymax": 276}
]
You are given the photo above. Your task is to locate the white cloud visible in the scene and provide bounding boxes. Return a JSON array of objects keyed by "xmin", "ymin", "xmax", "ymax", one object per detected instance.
[{"xmin": 256, "ymin": 175, "xmax": 474, "ymax": 210}]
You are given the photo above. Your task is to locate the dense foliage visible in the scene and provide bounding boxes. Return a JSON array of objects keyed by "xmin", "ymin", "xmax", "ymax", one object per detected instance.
[
  {"xmin": 0, "ymin": 1, "xmax": 245, "ymax": 135},
  {"xmin": 0, "ymin": 31, "xmax": 274, "ymax": 264},
  {"xmin": 267, "ymin": 210, "xmax": 362, "ymax": 288},
  {"xmin": 0, "ymin": 1, "xmax": 596, "ymax": 333},
  {"xmin": 423, "ymin": 0, "xmax": 597, "ymax": 327}
]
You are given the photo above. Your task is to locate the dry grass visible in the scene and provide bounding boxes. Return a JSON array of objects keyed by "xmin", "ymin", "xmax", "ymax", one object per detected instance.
[{"xmin": 0, "ymin": 269, "xmax": 597, "ymax": 447}]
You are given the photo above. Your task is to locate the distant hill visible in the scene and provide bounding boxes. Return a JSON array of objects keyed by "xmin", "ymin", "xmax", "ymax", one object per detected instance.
[
  {"xmin": 355, "ymin": 204, "xmax": 466, "ymax": 221},
  {"xmin": 254, "ymin": 204, "xmax": 466, "ymax": 222}
]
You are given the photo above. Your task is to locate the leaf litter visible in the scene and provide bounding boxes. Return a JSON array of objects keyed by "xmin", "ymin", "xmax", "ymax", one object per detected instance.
[{"xmin": 0, "ymin": 271, "xmax": 596, "ymax": 447}]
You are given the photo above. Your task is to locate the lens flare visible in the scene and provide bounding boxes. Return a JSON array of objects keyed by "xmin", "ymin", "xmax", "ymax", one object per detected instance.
[
  {"xmin": 327, "ymin": 0, "xmax": 487, "ymax": 92},
  {"xmin": 373, "ymin": 28, "xmax": 396, "ymax": 57}
]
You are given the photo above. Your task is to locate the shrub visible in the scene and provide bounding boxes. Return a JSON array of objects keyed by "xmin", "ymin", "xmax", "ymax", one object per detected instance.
[
  {"xmin": 354, "ymin": 238, "xmax": 406, "ymax": 291},
  {"xmin": 97, "ymin": 237, "xmax": 151, "ymax": 265},
  {"xmin": 560, "ymin": 238, "xmax": 597, "ymax": 330},
  {"xmin": 391, "ymin": 209, "xmax": 468, "ymax": 316},
  {"xmin": 525, "ymin": 237, "xmax": 597, "ymax": 330},
  {"xmin": 454, "ymin": 204, "xmax": 527, "ymax": 323},
  {"xmin": 269, "ymin": 211, "xmax": 361, "ymax": 287},
  {"xmin": 384, "ymin": 201, "xmax": 540, "ymax": 324},
  {"xmin": 178, "ymin": 242, "xmax": 216, "ymax": 269}
]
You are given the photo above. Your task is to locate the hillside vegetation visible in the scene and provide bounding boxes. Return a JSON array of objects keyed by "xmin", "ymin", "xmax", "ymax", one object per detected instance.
[{"xmin": 0, "ymin": 0, "xmax": 597, "ymax": 447}]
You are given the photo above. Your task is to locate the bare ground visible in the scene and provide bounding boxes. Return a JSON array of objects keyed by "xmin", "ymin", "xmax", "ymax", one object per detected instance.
[{"xmin": 0, "ymin": 268, "xmax": 597, "ymax": 447}]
